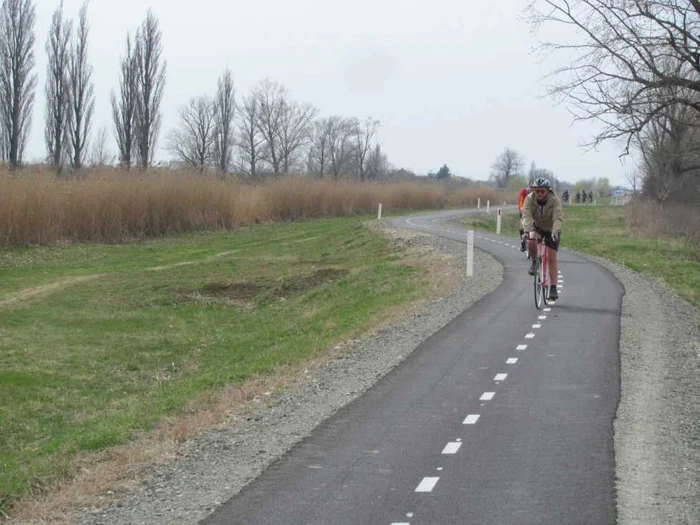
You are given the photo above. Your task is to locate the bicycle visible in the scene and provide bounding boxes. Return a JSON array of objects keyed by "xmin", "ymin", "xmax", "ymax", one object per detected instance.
[{"xmin": 533, "ymin": 235, "xmax": 551, "ymax": 309}]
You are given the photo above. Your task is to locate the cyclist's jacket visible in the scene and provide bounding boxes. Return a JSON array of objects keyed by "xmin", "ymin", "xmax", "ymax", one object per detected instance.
[{"xmin": 521, "ymin": 191, "xmax": 563, "ymax": 234}]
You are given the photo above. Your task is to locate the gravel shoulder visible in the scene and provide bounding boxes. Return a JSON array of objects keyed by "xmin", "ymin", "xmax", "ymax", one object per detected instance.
[
  {"xmin": 589, "ymin": 255, "xmax": 700, "ymax": 525},
  {"xmin": 60, "ymin": 224, "xmax": 699, "ymax": 525}
]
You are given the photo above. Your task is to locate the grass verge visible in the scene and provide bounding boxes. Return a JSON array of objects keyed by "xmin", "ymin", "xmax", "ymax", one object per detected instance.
[
  {"xmin": 0, "ymin": 216, "xmax": 450, "ymax": 518},
  {"xmin": 457, "ymin": 205, "xmax": 700, "ymax": 309}
]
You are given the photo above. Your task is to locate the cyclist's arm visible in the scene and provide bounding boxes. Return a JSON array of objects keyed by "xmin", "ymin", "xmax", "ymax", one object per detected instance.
[
  {"xmin": 552, "ymin": 195, "xmax": 564, "ymax": 234},
  {"xmin": 521, "ymin": 194, "xmax": 535, "ymax": 233}
]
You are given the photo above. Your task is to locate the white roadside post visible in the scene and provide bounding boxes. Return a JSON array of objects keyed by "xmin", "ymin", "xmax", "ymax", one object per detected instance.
[
  {"xmin": 486, "ymin": 200, "xmax": 490, "ymax": 214},
  {"xmin": 467, "ymin": 230, "xmax": 474, "ymax": 277},
  {"xmin": 496, "ymin": 208, "xmax": 502, "ymax": 235},
  {"xmin": 477, "ymin": 198, "xmax": 481, "ymax": 209},
  {"xmin": 377, "ymin": 202, "xmax": 382, "ymax": 220}
]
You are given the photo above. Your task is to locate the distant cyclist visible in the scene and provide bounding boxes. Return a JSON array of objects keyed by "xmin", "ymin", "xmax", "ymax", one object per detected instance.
[
  {"xmin": 517, "ymin": 183, "xmax": 533, "ymax": 252},
  {"xmin": 521, "ymin": 177, "xmax": 563, "ymax": 300}
]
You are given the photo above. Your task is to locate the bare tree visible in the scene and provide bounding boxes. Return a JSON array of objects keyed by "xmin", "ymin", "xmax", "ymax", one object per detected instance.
[
  {"xmin": 253, "ymin": 79, "xmax": 285, "ymax": 174},
  {"xmin": 354, "ymin": 117, "xmax": 379, "ymax": 181},
  {"xmin": 111, "ymin": 32, "xmax": 137, "ymax": 168},
  {"xmin": 236, "ymin": 93, "xmax": 266, "ymax": 178},
  {"xmin": 89, "ymin": 124, "xmax": 110, "ymax": 166},
  {"xmin": 366, "ymin": 143, "xmax": 388, "ymax": 180},
  {"xmin": 278, "ymin": 99, "xmax": 317, "ymax": 173},
  {"xmin": 308, "ymin": 117, "xmax": 333, "ymax": 177},
  {"xmin": 44, "ymin": 2, "xmax": 71, "ymax": 171},
  {"xmin": 134, "ymin": 9, "xmax": 166, "ymax": 168},
  {"xmin": 526, "ymin": 1, "xmax": 700, "ymax": 153},
  {"xmin": 328, "ymin": 116, "xmax": 357, "ymax": 179},
  {"xmin": 0, "ymin": 0, "xmax": 37, "ymax": 167},
  {"xmin": 636, "ymin": 103, "xmax": 700, "ymax": 203},
  {"xmin": 624, "ymin": 170, "xmax": 641, "ymax": 195},
  {"xmin": 490, "ymin": 147, "xmax": 524, "ymax": 188},
  {"xmin": 67, "ymin": 1, "xmax": 94, "ymax": 170},
  {"xmin": 213, "ymin": 68, "xmax": 235, "ymax": 174},
  {"xmin": 166, "ymin": 96, "xmax": 216, "ymax": 170}
]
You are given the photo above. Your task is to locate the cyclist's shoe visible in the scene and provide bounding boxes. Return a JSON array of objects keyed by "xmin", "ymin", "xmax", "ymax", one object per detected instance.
[
  {"xmin": 549, "ymin": 285, "xmax": 558, "ymax": 300},
  {"xmin": 527, "ymin": 260, "xmax": 536, "ymax": 276}
]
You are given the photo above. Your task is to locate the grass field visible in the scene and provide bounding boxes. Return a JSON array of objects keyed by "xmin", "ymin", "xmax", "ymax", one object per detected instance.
[
  {"xmin": 0, "ymin": 216, "xmax": 443, "ymax": 517},
  {"xmin": 458, "ymin": 205, "xmax": 700, "ymax": 309}
]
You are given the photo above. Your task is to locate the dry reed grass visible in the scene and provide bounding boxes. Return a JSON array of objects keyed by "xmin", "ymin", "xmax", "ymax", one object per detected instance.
[
  {"xmin": 0, "ymin": 168, "xmax": 503, "ymax": 247},
  {"xmin": 627, "ymin": 199, "xmax": 700, "ymax": 245}
]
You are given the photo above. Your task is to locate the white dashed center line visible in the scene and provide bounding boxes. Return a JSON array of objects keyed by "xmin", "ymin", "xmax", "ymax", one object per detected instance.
[
  {"xmin": 415, "ymin": 477, "xmax": 440, "ymax": 492},
  {"xmin": 397, "ymin": 218, "xmax": 570, "ymax": 524},
  {"xmin": 463, "ymin": 414, "xmax": 480, "ymax": 425},
  {"xmin": 442, "ymin": 442, "xmax": 462, "ymax": 454}
]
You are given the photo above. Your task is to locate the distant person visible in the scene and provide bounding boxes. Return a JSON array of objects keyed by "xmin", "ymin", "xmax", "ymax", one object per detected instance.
[
  {"xmin": 521, "ymin": 178, "xmax": 564, "ymax": 300},
  {"xmin": 562, "ymin": 189, "xmax": 569, "ymax": 203},
  {"xmin": 575, "ymin": 191, "xmax": 581, "ymax": 204},
  {"xmin": 517, "ymin": 183, "xmax": 533, "ymax": 252},
  {"xmin": 581, "ymin": 189, "xmax": 587, "ymax": 203},
  {"xmin": 588, "ymin": 191, "xmax": 594, "ymax": 203}
]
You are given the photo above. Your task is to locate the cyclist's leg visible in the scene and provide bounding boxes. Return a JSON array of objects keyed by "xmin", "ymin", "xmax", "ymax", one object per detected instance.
[
  {"xmin": 548, "ymin": 247, "xmax": 558, "ymax": 289},
  {"xmin": 527, "ymin": 230, "xmax": 540, "ymax": 274},
  {"xmin": 527, "ymin": 230, "xmax": 539, "ymax": 259},
  {"xmin": 545, "ymin": 233, "xmax": 560, "ymax": 298}
]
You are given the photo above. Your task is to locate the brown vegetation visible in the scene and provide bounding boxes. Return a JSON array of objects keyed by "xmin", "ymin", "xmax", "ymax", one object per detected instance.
[
  {"xmin": 0, "ymin": 168, "xmax": 503, "ymax": 247},
  {"xmin": 627, "ymin": 200, "xmax": 700, "ymax": 246}
]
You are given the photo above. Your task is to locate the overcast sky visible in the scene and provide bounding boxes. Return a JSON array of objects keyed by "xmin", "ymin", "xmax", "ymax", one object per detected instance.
[{"xmin": 30, "ymin": 0, "xmax": 633, "ymax": 186}]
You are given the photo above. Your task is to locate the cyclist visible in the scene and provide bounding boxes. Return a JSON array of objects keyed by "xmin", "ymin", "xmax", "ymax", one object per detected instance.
[
  {"xmin": 521, "ymin": 177, "xmax": 563, "ymax": 300},
  {"xmin": 517, "ymin": 183, "xmax": 533, "ymax": 252}
]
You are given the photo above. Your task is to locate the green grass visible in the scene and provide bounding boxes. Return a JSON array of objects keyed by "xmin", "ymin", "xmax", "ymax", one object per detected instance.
[
  {"xmin": 458, "ymin": 206, "xmax": 700, "ymax": 309},
  {"xmin": 0, "ymin": 217, "xmax": 428, "ymax": 514}
]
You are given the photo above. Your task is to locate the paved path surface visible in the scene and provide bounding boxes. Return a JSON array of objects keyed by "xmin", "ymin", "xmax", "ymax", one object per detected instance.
[{"xmin": 203, "ymin": 210, "xmax": 623, "ymax": 525}]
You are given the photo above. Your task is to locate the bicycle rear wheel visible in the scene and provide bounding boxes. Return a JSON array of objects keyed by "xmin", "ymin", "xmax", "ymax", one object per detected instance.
[{"xmin": 534, "ymin": 257, "xmax": 543, "ymax": 309}]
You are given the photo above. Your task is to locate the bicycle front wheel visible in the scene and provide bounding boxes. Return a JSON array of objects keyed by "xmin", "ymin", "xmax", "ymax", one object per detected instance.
[
  {"xmin": 542, "ymin": 254, "xmax": 550, "ymax": 306},
  {"xmin": 534, "ymin": 258, "xmax": 543, "ymax": 309}
]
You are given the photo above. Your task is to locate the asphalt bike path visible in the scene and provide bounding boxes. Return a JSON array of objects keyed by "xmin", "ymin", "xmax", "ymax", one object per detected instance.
[{"xmin": 202, "ymin": 209, "xmax": 622, "ymax": 525}]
